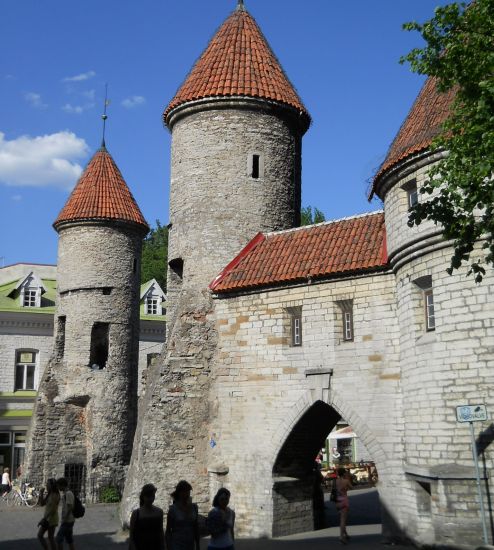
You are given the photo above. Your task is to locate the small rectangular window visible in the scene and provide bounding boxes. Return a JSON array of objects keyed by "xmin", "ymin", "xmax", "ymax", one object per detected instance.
[
  {"xmin": 89, "ymin": 322, "xmax": 109, "ymax": 369},
  {"xmin": 343, "ymin": 310, "xmax": 354, "ymax": 341},
  {"xmin": 424, "ymin": 289, "xmax": 435, "ymax": 331},
  {"xmin": 290, "ymin": 309, "xmax": 302, "ymax": 347},
  {"xmin": 252, "ymin": 154, "xmax": 260, "ymax": 179},
  {"xmin": 0, "ymin": 432, "xmax": 11, "ymax": 445},
  {"xmin": 403, "ymin": 180, "xmax": 418, "ymax": 209}
]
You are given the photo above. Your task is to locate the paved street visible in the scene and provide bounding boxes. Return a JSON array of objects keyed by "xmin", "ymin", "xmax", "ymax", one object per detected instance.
[{"xmin": 0, "ymin": 488, "xmax": 410, "ymax": 549}]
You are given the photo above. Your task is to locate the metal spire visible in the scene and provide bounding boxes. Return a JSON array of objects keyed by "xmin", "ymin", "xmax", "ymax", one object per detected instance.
[
  {"xmin": 101, "ymin": 84, "xmax": 110, "ymax": 148},
  {"xmin": 237, "ymin": 0, "xmax": 245, "ymax": 11}
]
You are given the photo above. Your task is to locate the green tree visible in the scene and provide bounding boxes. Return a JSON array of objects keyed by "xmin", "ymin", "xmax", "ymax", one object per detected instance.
[
  {"xmin": 301, "ymin": 205, "xmax": 326, "ymax": 226},
  {"xmin": 401, "ymin": 0, "xmax": 494, "ymax": 282},
  {"xmin": 141, "ymin": 220, "xmax": 168, "ymax": 290}
]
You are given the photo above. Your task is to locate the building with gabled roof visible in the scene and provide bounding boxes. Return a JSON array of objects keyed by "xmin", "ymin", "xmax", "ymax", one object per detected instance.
[
  {"xmin": 0, "ymin": 261, "xmax": 165, "ymax": 477},
  {"xmin": 121, "ymin": 2, "xmax": 493, "ymax": 547}
]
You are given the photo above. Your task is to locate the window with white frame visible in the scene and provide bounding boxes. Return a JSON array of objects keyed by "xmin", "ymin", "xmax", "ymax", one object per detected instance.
[
  {"xmin": 287, "ymin": 306, "xmax": 302, "ymax": 347},
  {"xmin": 22, "ymin": 288, "xmax": 38, "ymax": 307},
  {"xmin": 336, "ymin": 299, "xmax": 354, "ymax": 342},
  {"xmin": 145, "ymin": 296, "xmax": 159, "ymax": 315},
  {"xmin": 403, "ymin": 179, "xmax": 418, "ymax": 209},
  {"xmin": 14, "ymin": 350, "xmax": 37, "ymax": 391},
  {"xmin": 424, "ymin": 289, "xmax": 435, "ymax": 331}
]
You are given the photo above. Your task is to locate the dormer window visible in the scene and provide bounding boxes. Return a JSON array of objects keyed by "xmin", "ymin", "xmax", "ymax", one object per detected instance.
[
  {"xmin": 23, "ymin": 288, "xmax": 38, "ymax": 307},
  {"xmin": 145, "ymin": 296, "xmax": 159, "ymax": 315}
]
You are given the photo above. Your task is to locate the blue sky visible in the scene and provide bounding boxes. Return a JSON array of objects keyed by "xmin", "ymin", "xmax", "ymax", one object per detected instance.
[{"xmin": 0, "ymin": 0, "xmax": 448, "ymax": 266}]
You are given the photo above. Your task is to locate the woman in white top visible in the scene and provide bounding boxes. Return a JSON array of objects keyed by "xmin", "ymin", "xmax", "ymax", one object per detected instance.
[
  {"xmin": 207, "ymin": 488, "xmax": 235, "ymax": 550},
  {"xmin": 1, "ymin": 467, "xmax": 12, "ymax": 495}
]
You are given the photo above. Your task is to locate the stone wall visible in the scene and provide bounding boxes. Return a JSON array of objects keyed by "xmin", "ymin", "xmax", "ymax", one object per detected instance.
[
  {"xmin": 382, "ymin": 154, "xmax": 494, "ymax": 547},
  {"xmin": 208, "ymin": 271, "xmax": 404, "ymax": 538},
  {"xmin": 25, "ymin": 222, "xmax": 143, "ymax": 499},
  {"xmin": 166, "ymin": 104, "xmax": 303, "ymax": 323}
]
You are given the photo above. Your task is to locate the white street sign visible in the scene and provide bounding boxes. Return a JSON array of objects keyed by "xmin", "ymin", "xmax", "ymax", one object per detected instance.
[{"xmin": 456, "ymin": 404, "xmax": 488, "ymax": 423}]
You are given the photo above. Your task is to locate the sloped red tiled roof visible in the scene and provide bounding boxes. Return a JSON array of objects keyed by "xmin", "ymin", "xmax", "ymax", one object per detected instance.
[
  {"xmin": 210, "ymin": 212, "xmax": 388, "ymax": 293},
  {"xmin": 54, "ymin": 146, "xmax": 148, "ymax": 231},
  {"xmin": 164, "ymin": 5, "xmax": 309, "ymax": 124},
  {"xmin": 371, "ymin": 77, "xmax": 455, "ymax": 198}
]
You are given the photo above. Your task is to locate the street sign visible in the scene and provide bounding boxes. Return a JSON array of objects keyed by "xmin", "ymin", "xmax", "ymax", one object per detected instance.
[{"xmin": 456, "ymin": 404, "xmax": 488, "ymax": 423}]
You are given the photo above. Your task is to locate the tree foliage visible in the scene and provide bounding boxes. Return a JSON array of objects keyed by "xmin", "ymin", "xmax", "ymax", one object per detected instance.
[
  {"xmin": 401, "ymin": 0, "xmax": 494, "ymax": 282},
  {"xmin": 141, "ymin": 220, "xmax": 168, "ymax": 290},
  {"xmin": 301, "ymin": 205, "xmax": 326, "ymax": 226}
]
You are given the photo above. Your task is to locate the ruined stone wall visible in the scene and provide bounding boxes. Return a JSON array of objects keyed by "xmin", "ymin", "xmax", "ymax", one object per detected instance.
[
  {"xmin": 25, "ymin": 222, "xmax": 143, "ymax": 498},
  {"xmin": 208, "ymin": 272, "xmax": 404, "ymax": 538},
  {"xmin": 383, "ymin": 156, "xmax": 494, "ymax": 547}
]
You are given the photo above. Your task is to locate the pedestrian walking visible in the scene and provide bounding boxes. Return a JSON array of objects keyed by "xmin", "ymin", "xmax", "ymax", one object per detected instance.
[
  {"xmin": 207, "ymin": 488, "xmax": 235, "ymax": 550},
  {"xmin": 55, "ymin": 478, "xmax": 76, "ymax": 550},
  {"xmin": 37, "ymin": 478, "xmax": 60, "ymax": 550},
  {"xmin": 129, "ymin": 483, "xmax": 165, "ymax": 550},
  {"xmin": 1, "ymin": 467, "xmax": 12, "ymax": 495},
  {"xmin": 335, "ymin": 468, "xmax": 352, "ymax": 544},
  {"xmin": 165, "ymin": 480, "xmax": 200, "ymax": 550}
]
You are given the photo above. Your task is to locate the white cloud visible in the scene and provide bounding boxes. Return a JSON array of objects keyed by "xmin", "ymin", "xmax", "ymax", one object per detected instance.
[
  {"xmin": 24, "ymin": 92, "xmax": 47, "ymax": 109},
  {"xmin": 121, "ymin": 95, "xmax": 146, "ymax": 108},
  {"xmin": 11, "ymin": 194, "xmax": 22, "ymax": 201},
  {"xmin": 62, "ymin": 102, "xmax": 95, "ymax": 115},
  {"xmin": 63, "ymin": 70, "xmax": 96, "ymax": 83},
  {"xmin": 0, "ymin": 131, "xmax": 89, "ymax": 190},
  {"xmin": 82, "ymin": 89, "xmax": 96, "ymax": 100}
]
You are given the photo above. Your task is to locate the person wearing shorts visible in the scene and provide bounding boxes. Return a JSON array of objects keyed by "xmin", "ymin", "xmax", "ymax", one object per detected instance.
[{"xmin": 56, "ymin": 478, "xmax": 75, "ymax": 550}]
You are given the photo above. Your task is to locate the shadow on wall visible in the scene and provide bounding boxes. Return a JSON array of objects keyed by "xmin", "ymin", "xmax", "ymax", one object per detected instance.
[{"xmin": 477, "ymin": 422, "xmax": 494, "ymax": 543}]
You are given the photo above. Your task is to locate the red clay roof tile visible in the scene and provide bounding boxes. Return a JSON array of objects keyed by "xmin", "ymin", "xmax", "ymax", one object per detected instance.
[
  {"xmin": 164, "ymin": 7, "xmax": 309, "ymax": 123},
  {"xmin": 210, "ymin": 212, "xmax": 387, "ymax": 293},
  {"xmin": 371, "ymin": 77, "xmax": 455, "ymax": 198},
  {"xmin": 54, "ymin": 146, "xmax": 148, "ymax": 231}
]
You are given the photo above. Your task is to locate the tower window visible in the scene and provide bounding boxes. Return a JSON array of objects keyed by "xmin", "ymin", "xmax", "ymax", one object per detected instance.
[
  {"xmin": 424, "ymin": 289, "xmax": 435, "ymax": 331},
  {"xmin": 89, "ymin": 322, "xmax": 109, "ymax": 370},
  {"xmin": 133, "ymin": 258, "xmax": 137, "ymax": 274},
  {"xmin": 15, "ymin": 350, "xmax": 37, "ymax": 391},
  {"xmin": 55, "ymin": 316, "xmax": 66, "ymax": 359},
  {"xmin": 252, "ymin": 155, "xmax": 260, "ymax": 179},
  {"xmin": 403, "ymin": 179, "xmax": 418, "ymax": 209},
  {"xmin": 169, "ymin": 258, "xmax": 184, "ymax": 281},
  {"xmin": 248, "ymin": 153, "xmax": 264, "ymax": 179}
]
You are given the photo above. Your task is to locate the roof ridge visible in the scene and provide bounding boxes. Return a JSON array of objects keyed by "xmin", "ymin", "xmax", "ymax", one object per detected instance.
[{"xmin": 265, "ymin": 210, "xmax": 384, "ymax": 236}]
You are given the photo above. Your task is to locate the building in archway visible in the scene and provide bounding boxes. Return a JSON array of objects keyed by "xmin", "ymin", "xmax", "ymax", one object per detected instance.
[{"xmin": 120, "ymin": 2, "xmax": 494, "ymax": 547}]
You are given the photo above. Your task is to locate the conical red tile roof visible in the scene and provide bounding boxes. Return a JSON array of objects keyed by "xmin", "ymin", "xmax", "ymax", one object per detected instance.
[
  {"xmin": 54, "ymin": 146, "xmax": 148, "ymax": 231},
  {"xmin": 164, "ymin": 5, "xmax": 309, "ymax": 124},
  {"xmin": 371, "ymin": 77, "xmax": 455, "ymax": 198}
]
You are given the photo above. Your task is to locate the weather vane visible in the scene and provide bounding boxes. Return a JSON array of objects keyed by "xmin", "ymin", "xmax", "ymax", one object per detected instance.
[{"xmin": 101, "ymin": 84, "xmax": 110, "ymax": 148}]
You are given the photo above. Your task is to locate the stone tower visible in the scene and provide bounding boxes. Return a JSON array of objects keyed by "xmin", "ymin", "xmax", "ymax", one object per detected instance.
[
  {"xmin": 121, "ymin": 2, "xmax": 310, "ymax": 519},
  {"xmin": 25, "ymin": 144, "xmax": 148, "ymax": 500},
  {"xmin": 371, "ymin": 78, "xmax": 494, "ymax": 547}
]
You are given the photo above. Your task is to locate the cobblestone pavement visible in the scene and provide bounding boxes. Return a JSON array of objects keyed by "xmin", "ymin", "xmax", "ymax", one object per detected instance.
[{"xmin": 0, "ymin": 489, "xmax": 410, "ymax": 549}]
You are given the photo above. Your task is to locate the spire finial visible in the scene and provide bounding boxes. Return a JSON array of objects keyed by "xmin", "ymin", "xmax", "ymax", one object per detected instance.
[
  {"xmin": 101, "ymin": 84, "xmax": 110, "ymax": 148},
  {"xmin": 237, "ymin": 0, "xmax": 245, "ymax": 11}
]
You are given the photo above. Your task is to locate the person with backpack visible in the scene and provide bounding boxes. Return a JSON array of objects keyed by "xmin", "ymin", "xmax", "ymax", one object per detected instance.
[{"xmin": 55, "ymin": 478, "xmax": 80, "ymax": 550}]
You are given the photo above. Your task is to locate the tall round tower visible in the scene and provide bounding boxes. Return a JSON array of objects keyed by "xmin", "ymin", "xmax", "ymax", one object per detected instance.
[
  {"xmin": 371, "ymin": 78, "xmax": 494, "ymax": 547},
  {"xmin": 25, "ymin": 144, "xmax": 148, "ymax": 499},
  {"xmin": 164, "ymin": 0, "xmax": 310, "ymax": 321},
  {"xmin": 122, "ymin": 1, "xmax": 310, "ymax": 521}
]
